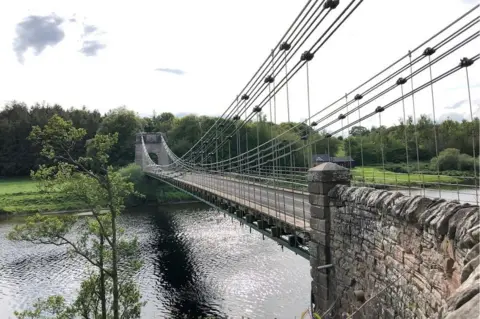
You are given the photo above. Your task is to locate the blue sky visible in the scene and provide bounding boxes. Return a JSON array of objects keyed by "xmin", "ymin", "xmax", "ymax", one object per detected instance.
[{"xmin": 0, "ymin": 0, "xmax": 478, "ymax": 132}]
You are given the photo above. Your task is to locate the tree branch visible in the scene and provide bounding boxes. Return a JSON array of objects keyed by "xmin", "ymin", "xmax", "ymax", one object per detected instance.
[
  {"xmin": 55, "ymin": 154, "xmax": 101, "ymax": 183},
  {"xmin": 56, "ymin": 235, "xmax": 113, "ymax": 277}
]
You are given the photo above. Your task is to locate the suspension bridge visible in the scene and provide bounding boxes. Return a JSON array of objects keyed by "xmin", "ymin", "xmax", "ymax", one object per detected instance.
[{"xmin": 136, "ymin": 1, "xmax": 480, "ymax": 317}]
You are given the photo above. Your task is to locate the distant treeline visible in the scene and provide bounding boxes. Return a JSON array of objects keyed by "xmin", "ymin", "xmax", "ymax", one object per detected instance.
[
  {"xmin": 345, "ymin": 115, "xmax": 480, "ymax": 173},
  {"xmin": 1, "ymin": 101, "xmax": 478, "ymax": 177}
]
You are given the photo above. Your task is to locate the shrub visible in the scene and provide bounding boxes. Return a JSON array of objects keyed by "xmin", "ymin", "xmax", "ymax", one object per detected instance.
[{"xmin": 430, "ymin": 148, "xmax": 478, "ymax": 172}]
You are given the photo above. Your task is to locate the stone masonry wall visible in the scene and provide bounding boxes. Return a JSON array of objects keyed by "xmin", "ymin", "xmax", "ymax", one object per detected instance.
[{"xmin": 326, "ymin": 185, "xmax": 480, "ymax": 318}]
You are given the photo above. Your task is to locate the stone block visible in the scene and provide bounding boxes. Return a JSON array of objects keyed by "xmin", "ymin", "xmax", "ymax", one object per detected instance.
[
  {"xmin": 310, "ymin": 230, "xmax": 329, "ymax": 246},
  {"xmin": 310, "ymin": 255, "xmax": 320, "ymax": 268},
  {"xmin": 309, "ymin": 194, "xmax": 330, "ymax": 206},
  {"xmin": 308, "ymin": 181, "xmax": 347, "ymax": 195},
  {"xmin": 393, "ymin": 246, "xmax": 405, "ymax": 263},
  {"xmin": 314, "ymin": 299, "xmax": 330, "ymax": 313},
  {"xmin": 464, "ymin": 243, "xmax": 480, "ymax": 265},
  {"xmin": 309, "ymin": 241, "xmax": 318, "ymax": 258},
  {"xmin": 310, "ymin": 205, "xmax": 331, "ymax": 219},
  {"xmin": 318, "ymin": 284, "xmax": 329, "ymax": 299},
  {"xmin": 354, "ymin": 290, "xmax": 365, "ymax": 302},
  {"xmin": 307, "ymin": 162, "xmax": 351, "ymax": 182},
  {"xmin": 311, "ymin": 268, "xmax": 329, "ymax": 287},
  {"xmin": 461, "ymin": 255, "xmax": 480, "ymax": 283},
  {"xmin": 310, "ymin": 218, "xmax": 328, "ymax": 232},
  {"xmin": 309, "ymin": 241, "xmax": 328, "ymax": 263}
]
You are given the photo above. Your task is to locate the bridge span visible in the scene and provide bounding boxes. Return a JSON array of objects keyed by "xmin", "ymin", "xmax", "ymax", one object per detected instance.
[
  {"xmin": 137, "ymin": 131, "xmax": 480, "ymax": 318},
  {"xmin": 145, "ymin": 169, "xmax": 314, "ymax": 258},
  {"xmin": 133, "ymin": 2, "xmax": 480, "ymax": 315}
]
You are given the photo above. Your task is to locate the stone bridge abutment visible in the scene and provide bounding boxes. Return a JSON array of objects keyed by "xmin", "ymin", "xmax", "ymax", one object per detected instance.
[{"xmin": 308, "ymin": 163, "xmax": 480, "ymax": 318}]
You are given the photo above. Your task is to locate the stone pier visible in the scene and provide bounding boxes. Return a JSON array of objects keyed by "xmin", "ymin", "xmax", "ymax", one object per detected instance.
[{"xmin": 307, "ymin": 162, "xmax": 350, "ymax": 315}]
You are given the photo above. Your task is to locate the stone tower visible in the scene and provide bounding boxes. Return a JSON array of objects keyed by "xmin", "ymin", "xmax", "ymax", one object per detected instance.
[{"xmin": 134, "ymin": 132, "xmax": 170, "ymax": 166}]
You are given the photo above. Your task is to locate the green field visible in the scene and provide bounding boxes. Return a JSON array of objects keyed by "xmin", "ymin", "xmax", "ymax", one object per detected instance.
[
  {"xmin": 0, "ymin": 178, "xmax": 87, "ymax": 215},
  {"xmin": 0, "ymin": 178, "xmax": 39, "ymax": 195},
  {"xmin": 352, "ymin": 166, "xmax": 463, "ymax": 186}
]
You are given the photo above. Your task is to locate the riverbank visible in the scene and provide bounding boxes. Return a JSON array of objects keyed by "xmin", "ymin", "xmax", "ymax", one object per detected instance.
[
  {"xmin": 0, "ymin": 172, "xmax": 195, "ymax": 215},
  {"xmin": 0, "ymin": 178, "xmax": 87, "ymax": 215}
]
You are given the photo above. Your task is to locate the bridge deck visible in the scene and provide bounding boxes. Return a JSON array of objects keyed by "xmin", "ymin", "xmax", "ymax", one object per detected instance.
[{"xmin": 170, "ymin": 172, "xmax": 312, "ymax": 231}]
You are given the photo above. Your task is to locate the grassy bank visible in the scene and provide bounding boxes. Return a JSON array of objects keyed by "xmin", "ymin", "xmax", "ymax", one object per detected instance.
[
  {"xmin": 0, "ymin": 166, "xmax": 195, "ymax": 215},
  {"xmin": 352, "ymin": 166, "xmax": 464, "ymax": 187},
  {"xmin": 0, "ymin": 178, "xmax": 87, "ymax": 215}
]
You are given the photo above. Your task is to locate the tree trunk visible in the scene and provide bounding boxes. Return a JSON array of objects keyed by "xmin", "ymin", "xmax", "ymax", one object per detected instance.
[
  {"xmin": 106, "ymin": 176, "xmax": 120, "ymax": 319},
  {"xmin": 99, "ymin": 234, "xmax": 107, "ymax": 319},
  {"xmin": 111, "ymin": 209, "xmax": 120, "ymax": 319}
]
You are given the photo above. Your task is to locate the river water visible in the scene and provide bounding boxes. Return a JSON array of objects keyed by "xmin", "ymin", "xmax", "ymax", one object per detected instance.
[{"xmin": 0, "ymin": 204, "xmax": 310, "ymax": 319}]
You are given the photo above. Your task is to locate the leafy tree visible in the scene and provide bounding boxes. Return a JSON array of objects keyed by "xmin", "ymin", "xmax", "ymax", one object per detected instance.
[
  {"xmin": 0, "ymin": 102, "xmax": 102, "ymax": 177},
  {"xmin": 97, "ymin": 107, "xmax": 144, "ymax": 167},
  {"xmin": 349, "ymin": 126, "xmax": 369, "ymax": 136},
  {"xmin": 9, "ymin": 115, "xmax": 144, "ymax": 319}
]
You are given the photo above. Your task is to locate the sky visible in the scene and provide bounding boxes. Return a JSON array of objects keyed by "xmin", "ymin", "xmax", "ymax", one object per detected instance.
[{"xmin": 0, "ymin": 0, "xmax": 479, "ymax": 134}]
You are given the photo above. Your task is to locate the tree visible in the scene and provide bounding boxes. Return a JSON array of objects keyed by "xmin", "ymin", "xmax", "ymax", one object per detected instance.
[
  {"xmin": 97, "ymin": 107, "xmax": 144, "ymax": 167},
  {"xmin": 9, "ymin": 115, "xmax": 144, "ymax": 319},
  {"xmin": 0, "ymin": 102, "xmax": 102, "ymax": 177},
  {"xmin": 349, "ymin": 126, "xmax": 369, "ymax": 137}
]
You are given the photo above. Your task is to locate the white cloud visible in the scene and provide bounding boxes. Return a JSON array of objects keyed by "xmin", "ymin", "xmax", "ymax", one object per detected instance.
[
  {"xmin": 13, "ymin": 14, "xmax": 65, "ymax": 63},
  {"xmin": 155, "ymin": 68, "xmax": 185, "ymax": 75},
  {"xmin": 0, "ymin": 0, "xmax": 478, "ymax": 134}
]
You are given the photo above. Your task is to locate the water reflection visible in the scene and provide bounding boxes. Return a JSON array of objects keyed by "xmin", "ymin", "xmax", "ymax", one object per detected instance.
[
  {"xmin": 0, "ymin": 204, "xmax": 310, "ymax": 318},
  {"xmin": 147, "ymin": 205, "xmax": 223, "ymax": 318}
]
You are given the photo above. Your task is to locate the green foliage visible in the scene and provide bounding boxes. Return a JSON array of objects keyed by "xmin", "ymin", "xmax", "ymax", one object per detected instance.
[
  {"xmin": 156, "ymin": 187, "xmax": 193, "ymax": 203},
  {"xmin": 352, "ymin": 166, "xmax": 462, "ymax": 186},
  {"xmin": 97, "ymin": 107, "xmax": 144, "ymax": 167},
  {"xmin": 3, "ymin": 101, "xmax": 479, "ymax": 180},
  {"xmin": 430, "ymin": 148, "xmax": 478, "ymax": 172},
  {"xmin": 118, "ymin": 164, "xmax": 193, "ymax": 205},
  {"xmin": 14, "ymin": 296, "xmax": 72, "ymax": 319},
  {"xmin": 0, "ymin": 102, "xmax": 101, "ymax": 177},
  {"xmin": 9, "ymin": 115, "xmax": 144, "ymax": 319},
  {"xmin": 343, "ymin": 115, "xmax": 480, "ymax": 168},
  {"xmin": 153, "ymin": 113, "xmax": 341, "ymax": 168}
]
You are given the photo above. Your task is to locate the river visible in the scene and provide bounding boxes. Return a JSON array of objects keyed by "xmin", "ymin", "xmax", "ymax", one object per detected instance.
[{"xmin": 0, "ymin": 204, "xmax": 310, "ymax": 319}]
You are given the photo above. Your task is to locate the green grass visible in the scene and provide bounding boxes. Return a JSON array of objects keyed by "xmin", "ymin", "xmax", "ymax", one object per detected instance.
[
  {"xmin": 352, "ymin": 166, "xmax": 463, "ymax": 186},
  {"xmin": 0, "ymin": 178, "xmax": 39, "ymax": 195},
  {"xmin": 0, "ymin": 178, "xmax": 87, "ymax": 214}
]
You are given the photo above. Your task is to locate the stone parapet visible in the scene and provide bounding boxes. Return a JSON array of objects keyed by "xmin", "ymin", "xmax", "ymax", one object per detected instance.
[{"xmin": 327, "ymin": 185, "xmax": 480, "ymax": 318}]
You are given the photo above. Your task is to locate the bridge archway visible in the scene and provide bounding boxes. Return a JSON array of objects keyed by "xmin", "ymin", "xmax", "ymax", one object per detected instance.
[{"xmin": 135, "ymin": 132, "xmax": 170, "ymax": 166}]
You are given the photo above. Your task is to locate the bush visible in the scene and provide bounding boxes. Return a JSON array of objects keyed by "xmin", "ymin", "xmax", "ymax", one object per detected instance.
[
  {"xmin": 383, "ymin": 162, "xmax": 430, "ymax": 174},
  {"xmin": 459, "ymin": 153, "xmax": 476, "ymax": 171},
  {"xmin": 118, "ymin": 164, "xmax": 149, "ymax": 206},
  {"xmin": 117, "ymin": 164, "xmax": 193, "ymax": 205},
  {"xmin": 430, "ymin": 148, "xmax": 478, "ymax": 172}
]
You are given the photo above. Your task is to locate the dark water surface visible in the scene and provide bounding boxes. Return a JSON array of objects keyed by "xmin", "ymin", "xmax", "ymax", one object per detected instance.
[{"xmin": 0, "ymin": 204, "xmax": 310, "ymax": 318}]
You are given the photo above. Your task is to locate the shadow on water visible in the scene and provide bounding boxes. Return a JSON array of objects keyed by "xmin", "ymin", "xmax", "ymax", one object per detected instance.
[{"xmin": 148, "ymin": 204, "xmax": 225, "ymax": 318}]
